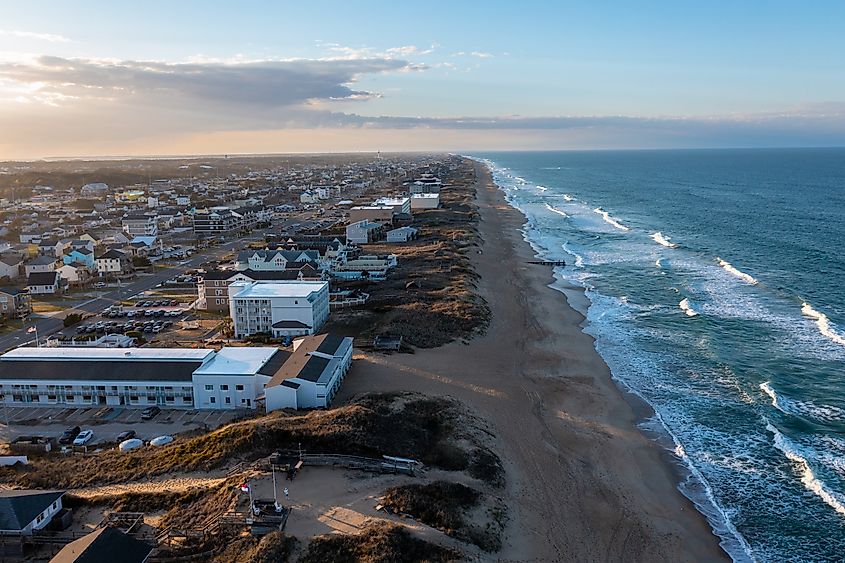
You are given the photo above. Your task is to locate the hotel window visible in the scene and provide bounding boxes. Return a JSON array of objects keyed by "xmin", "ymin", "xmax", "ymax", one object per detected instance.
[
  {"xmin": 210, "ymin": 397, "xmax": 216, "ymax": 404},
  {"xmin": 236, "ymin": 384, "xmax": 244, "ymax": 391},
  {"xmin": 183, "ymin": 397, "xmax": 192, "ymax": 403},
  {"xmin": 205, "ymin": 384, "xmax": 213, "ymax": 391},
  {"xmin": 220, "ymin": 384, "xmax": 228, "ymax": 390},
  {"xmin": 225, "ymin": 397, "xmax": 231, "ymax": 404}
]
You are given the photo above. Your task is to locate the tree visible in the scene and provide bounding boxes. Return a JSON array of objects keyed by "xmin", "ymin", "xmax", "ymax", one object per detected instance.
[{"xmin": 132, "ymin": 256, "xmax": 151, "ymax": 268}]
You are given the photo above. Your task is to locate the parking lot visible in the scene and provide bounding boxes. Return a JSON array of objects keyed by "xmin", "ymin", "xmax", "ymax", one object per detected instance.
[
  {"xmin": 74, "ymin": 300, "xmax": 190, "ymax": 339},
  {"xmin": 0, "ymin": 405, "xmax": 242, "ymax": 446}
]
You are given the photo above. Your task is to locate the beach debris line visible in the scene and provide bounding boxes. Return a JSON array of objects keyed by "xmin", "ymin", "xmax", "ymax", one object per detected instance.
[{"xmin": 527, "ymin": 260, "xmax": 567, "ymax": 266}]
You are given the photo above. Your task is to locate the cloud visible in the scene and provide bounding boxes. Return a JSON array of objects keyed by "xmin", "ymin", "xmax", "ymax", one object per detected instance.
[
  {"xmin": 0, "ymin": 55, "xmax": 414, "ymax": 108},
  {"xmin": 469, "ymin": 51, "xmax": 494, "ymax": 59},
  {"xmin": 0, "ymin": 30, "xmax": 69, "ymax": 43}
]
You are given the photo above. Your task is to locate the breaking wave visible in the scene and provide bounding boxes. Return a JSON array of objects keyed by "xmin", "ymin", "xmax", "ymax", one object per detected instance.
[
  {"xmin": 760, "ymin": 382, "xmax": 845, "ymax": 423},
  {"xmin": 767, "ymin": 423, "xmax": 845, "ymax": 517},
  {"xmin": 801, "ymin": 302, "xmax": 845, "ymax": 347},
  {"xmin": 651, "ymin": 231, "xmax": 678, "ymax": 248},
  {"xmin": 593, "ymin": 207, "xmax": 629, "ymax": 231},
  {"xmin": 717, "ymin": 258, "xmax": 759, "ymax": 285},
  {"xmin": 544, "ymin": 203, "xmax": 569, "ymax": 218},
  {"xmin": 679, "ymin": 298, "xmax": 699, "ymax": 317},
  {"xmin": 562, "ymin": 194, "xmax": 574, "ymax": 201}
]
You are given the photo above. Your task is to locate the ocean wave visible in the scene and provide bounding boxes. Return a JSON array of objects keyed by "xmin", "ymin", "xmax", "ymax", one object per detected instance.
[
  {"xmin": 716, "ymin": 258, "xmax": 759, "ymax": 285},
  {"xmin": 562, "ymin": 194, "xmax": 574, "ymax": 202},
  {"xmin": 562, "ymin": 242, "xmax": 584, "ymax": 268},
  {"xmin": 801, "ymin": 302, "xmax": 845, "ymax": 347},
  {"xmin": 540, "ymin": 166, "xmax": 562, "ymax": 170},
  {"xmin": 651, "ymin": 231, "xmax": 678, "ymax": 248},
  {"xmin": 544, "ymin": 203, "xmax": 569, "ymax": 218},
  {"xmin": 767, "ymin": 422, "xmax": 845, "ymax": 517},
  {"xmin": 593, "ymin": 207, "xmax": 630, "ymax": 231},
  {"xmin": 760, "ymin": 382, "xmax": 845, "ymax": 423},
  {"xmin": 679, "ymin": 298, "xmax": 699, "ymax": 317},
  {"xmin": 536, "ymin": 185, "xmax": 547, "ymax": 192},
  {"xmin": 515, "ymin": 176, "xmax": 527, "ymax": 184}
]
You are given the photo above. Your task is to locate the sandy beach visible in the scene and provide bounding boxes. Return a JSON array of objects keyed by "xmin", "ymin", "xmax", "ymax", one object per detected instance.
[{"xmin": 339, "ymin": 161, "xmax": 729, "ymax": 562}]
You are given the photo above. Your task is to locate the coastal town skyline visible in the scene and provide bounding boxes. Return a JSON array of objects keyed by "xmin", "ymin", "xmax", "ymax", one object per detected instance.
[{"xmin": 2, "ymin": 0, "xmax": 845, "ymax": 158}]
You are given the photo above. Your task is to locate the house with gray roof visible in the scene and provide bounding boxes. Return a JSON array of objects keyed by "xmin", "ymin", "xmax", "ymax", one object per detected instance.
[{"xmin": 0, "ymin": 489, "xmax": 65, "ymax": 535}]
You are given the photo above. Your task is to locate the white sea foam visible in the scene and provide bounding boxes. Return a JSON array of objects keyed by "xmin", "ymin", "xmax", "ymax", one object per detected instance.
[
  {"xmin": 716, "ymin": 258, "xmax": 759, "ymax": 285},
  {"xmin": 515, "ymin": 176, "xmax": 527, "ymax": 184},
  {"xmin": 760, "ymin": 381, "xmax": 845, "ymax": 423},
  {"xmin": 544, "ymin": 203, "xmax": 569, "ymax": 218},
  {"xmin": 593, "ymin": 207, "xmax": 629, "ymax": 231},
  {"xmin": 651, "ymin": 231, "xmax": 678, "ymax": 248},
  {"xmin": 679, "ymin": 298, "xmax": 699, "ymax": 317},
  {"xmin": 536, "ymin": 185, "xmax": 547, "ymax": 192},
  {"xmin": 767, "ymin": 422, "xmax": 845, "ymax": 517},
  {"xmin": 801, "ymin": 302, "xmax": 845, "ymax": 348},
  {"xmin": 562, "ymin": 242, "xmax": 584, "ymax": 268},
  {"xmin": 562, "ymin": 194, "xmax": 575, "ymax": 202},
  {"xmin": 540, "ymin": 166, "xmax": 562, "ymax": 170},
  {"xmin": 655, "ymin": 258, "xmax": 663, "ymax": 268}
]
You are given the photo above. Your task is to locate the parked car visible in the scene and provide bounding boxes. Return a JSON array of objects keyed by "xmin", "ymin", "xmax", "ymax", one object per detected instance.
[
  {"xmin": 59, "ymin": 426, "xmax": 81, "ymax": 445},
  {"xmin": 93, "ymin": 282, "xmax": 106, "ymax": 288},
  {"xmin": 73, "ymin": 430, "xmax": 93, "ymax": 446},
  {"xmin": 141, "ymin": 406, "xmax": 161, "ymax": 420},
  {"xmin": 116, "ymin": 430, "xmax": 136, "ymax": 442},
  {"xmin": 150, "ymin": 435, "xmax": 174, "ymax": 447}
]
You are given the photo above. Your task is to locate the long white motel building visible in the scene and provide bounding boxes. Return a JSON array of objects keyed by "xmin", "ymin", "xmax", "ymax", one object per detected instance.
[{"xmin": 0, "ymin": 334, "xmax": 352, "ymax": 411}]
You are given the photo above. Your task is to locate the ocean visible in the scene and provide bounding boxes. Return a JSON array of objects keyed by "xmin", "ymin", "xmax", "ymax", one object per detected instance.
[{"xmin": 471, "ymin": 149, "xmax": 845, "ymax": 562}]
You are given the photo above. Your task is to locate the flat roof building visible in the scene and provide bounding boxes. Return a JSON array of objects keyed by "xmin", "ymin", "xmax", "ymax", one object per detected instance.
[{"xmin": 228, "ymin": 280, "xmax": 330, "ymax": 339}]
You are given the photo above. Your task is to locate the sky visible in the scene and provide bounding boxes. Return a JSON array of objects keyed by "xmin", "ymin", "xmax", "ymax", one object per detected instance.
[{"xmin": 0, "ymin": 0, "xmax": 844, "ymax": 158}]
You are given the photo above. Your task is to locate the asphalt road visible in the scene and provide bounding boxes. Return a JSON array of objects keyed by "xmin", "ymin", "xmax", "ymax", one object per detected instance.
[{"xmin": 0, "ymin": 236, "xmax": 258, "ymax": 353}]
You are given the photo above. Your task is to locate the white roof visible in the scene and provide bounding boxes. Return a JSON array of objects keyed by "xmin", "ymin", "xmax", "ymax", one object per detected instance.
[
  {"xmin": 411, "ymin": 193, "xmax": 439, "ymax": 198},
  {"xmin": 1, "ymin": 347, "xmax": 214, "ymax": 362},
  {"xmin": 231, "ymin": 280, "xmax": 328, "ymax": 299},
  {"xmin": 193, "ymin": 347, "xmax": 278, "ymax": 376},
  {"xmin": 373, "ymin": 197, "xmax": 410, "ymax": 205}
]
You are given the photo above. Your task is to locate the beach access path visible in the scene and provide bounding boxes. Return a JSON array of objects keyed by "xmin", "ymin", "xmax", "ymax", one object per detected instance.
[{"xmin": 338, "ymin": 161, "xmax": 729, "ymax": 562}]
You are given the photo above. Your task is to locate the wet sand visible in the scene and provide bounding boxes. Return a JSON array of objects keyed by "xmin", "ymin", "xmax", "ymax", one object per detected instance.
[{"xmin": 339, "ymin": 161, "xmax": 729, "ymax": 562}]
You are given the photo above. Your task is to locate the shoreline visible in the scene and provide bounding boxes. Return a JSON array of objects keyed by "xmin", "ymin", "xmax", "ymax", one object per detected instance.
[{"xmin": 339, "ymin": 160, "xmax": 729, "ymax": 561}]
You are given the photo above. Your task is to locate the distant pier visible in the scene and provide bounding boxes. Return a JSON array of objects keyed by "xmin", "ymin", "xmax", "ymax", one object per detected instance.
[{"xmin": 527, "ymin": 260, "xmax": 567, "ymax": 266}]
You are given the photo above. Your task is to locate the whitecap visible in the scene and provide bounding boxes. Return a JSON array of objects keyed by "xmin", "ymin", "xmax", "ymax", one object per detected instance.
[
  {"xmin": 801, "ymin": 302, "xmax": 845, "ymax": 348},
  {"xmin": 767, "ymin": 422, "xmax": 845, "ymax": 517},
  {"xmin": 679, "ymin": 298, "xmax": 699, "ymax": 317},
  {"xmin": 536, "ymin": 185, "xmax": 547, "ymax": 192},
  {"xmin": 562, "ymin": 194, "xmax": 574, "ymax": 202},
  {"xmin": 544, "ymin": 203, "xmax": 569, "ymax": 218},
  {"xmin": 593, "ymin": 207, "xmax": 630, "ymax": 231},
  {"xmin": 716, "ymin": 258, "xmax": 759, "ymax": 285},
  {"xmin": 651, "ymin": 231, "xmax": 678, "ymax": 248}
]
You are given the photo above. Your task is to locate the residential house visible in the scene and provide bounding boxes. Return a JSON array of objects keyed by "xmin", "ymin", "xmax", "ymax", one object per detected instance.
[
  {"xmin": 95, "ymin": 249, "xmax": 131, "ymax": 277},
  {"xmin": 49, "ymin": 527, "xmax": 153, "ymax": 563},
  {"xmin": 192, "ymin": 207, "xmax": 243, "ymax": 237},
  {"xmin": 27, "ymin": 271, "xmax": 62, "ymax": 295},
  {"xmin": 38, "ymin": 239, "xmax": 65, "ymax": 258},
  {"xmin": 345, "ymin": 220, "xmax": 384, "ymax": 244},
  {"xmin": 62, "ymin": 247, "xmax": 95, "ymax": 270},
  {"xmin": 0, "ymin": 254, "xmax": 23, "ymax": 281},
  {"xmin": 348, "ymin": 206, "xmax": 395, "ymax": 224},
  {"xmin": 0, "ymin": 489, "xmax": 65, "ymax": 536},
  {"xmin": 386, "ymin": 226, "xmax": 418, "ymax": 243},
  {"xmin": 372, "ymin": 196, "xmax": 412, "ymax": 215},
  {"xmin": 234, "ymin": 249, "xmax": 320, "ymax": 272},
  {"xmin": 300, "ymin": 191, "xmax": 318, "ymax": 204},
  {"xmin": 57, "ymin": 264, "xmax": 92, "ymax": 287},
  {"xmin": 0, "ymin": 288, "xmax": 30, "ymax": 318},
  {"xmin": 122, "ymin": 214, "xmax": 158, "ymax": 237},
  {"xmin": 25, "ymin": 255, "xmax": 57, "ymax": 276}
]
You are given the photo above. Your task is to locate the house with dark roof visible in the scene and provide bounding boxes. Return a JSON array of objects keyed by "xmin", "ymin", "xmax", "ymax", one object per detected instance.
[
  {"xmin": 24, "ymin": 255, "xmax": 57, "ymax": 277},
  {"xmin": 49, "ymin": 526, "xmax": 153, "ymax": 563},
  {"xmin": 27, "ymin": 271, "xmax": 63, "ymax": 295},
  {"xmin": 264, "ymin": 333, "xmax": 353, "ymax": 411},
  {"xmin": 0, "ymin": 490, "xmax": 65, "ymax": 535},
  {"xmin": 198, "ymin": 266, "xmax": 323, "ymax": 312},
  {"xmin": 0, "ymin": 254, "xmax": 23, "ymax": 281}
]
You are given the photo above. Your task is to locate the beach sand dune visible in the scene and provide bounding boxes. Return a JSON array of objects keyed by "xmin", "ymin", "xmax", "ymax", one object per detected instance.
[{"xmin": 339, "ymin": 162, "xmax": 728, "ymax": 562}]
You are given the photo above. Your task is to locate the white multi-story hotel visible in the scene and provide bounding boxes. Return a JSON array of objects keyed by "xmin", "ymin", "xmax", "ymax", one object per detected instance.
[
  {"xmin": 0, "ymin": 339, "xmax": 349, "ymax": 412},
  {"xmin": 228, "ymin": 280, "xmax": 330, "ymax": 339}
]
